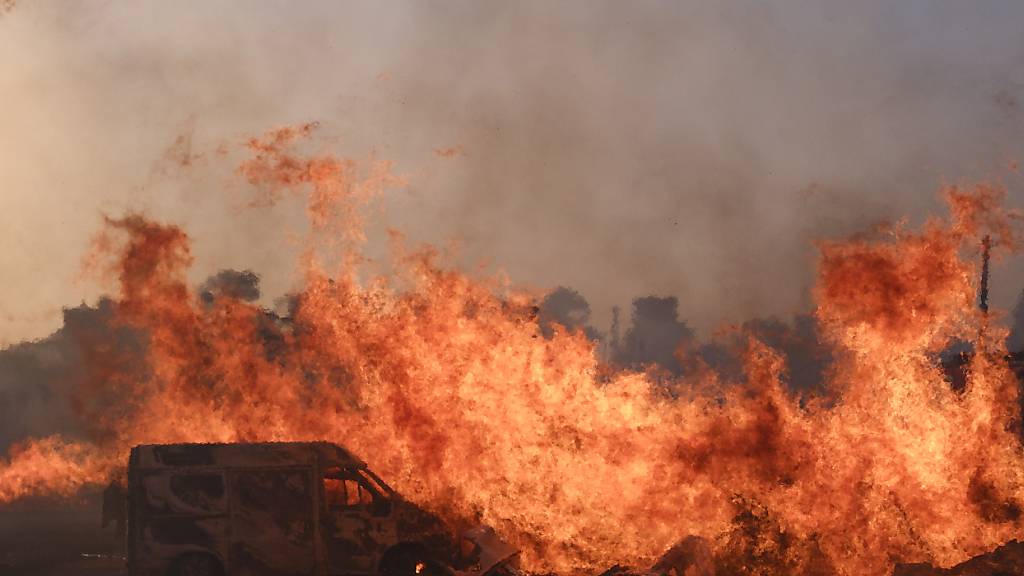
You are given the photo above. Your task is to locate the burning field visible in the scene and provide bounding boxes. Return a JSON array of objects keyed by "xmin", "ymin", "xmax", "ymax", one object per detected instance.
[{"xmin": 1, "ymin": 125, "xmax": 1023, "ymax": 576}]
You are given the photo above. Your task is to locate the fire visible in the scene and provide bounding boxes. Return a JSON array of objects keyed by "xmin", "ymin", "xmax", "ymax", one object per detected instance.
[
  {"xmin": 0, "ymin": 436, "xmax": 113, "ymax": 503},
  {"xmin": 1, "ymin": 125, "xmax": 1024, "ymax": 575}
]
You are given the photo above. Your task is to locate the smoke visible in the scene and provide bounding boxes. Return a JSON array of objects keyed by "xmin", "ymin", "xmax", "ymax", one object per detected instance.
[
  {"xmin": 199, "ymin": 269, "xmax": 261, "ymax": 304},
  {"xmin": 0, "ymin": 124, "xmax": 1021, "ymax": 572},
  {"xmin": 0, "ymin": 268, "xmax": 270, "ymax": 453},
  {"xmin": 697, "ymin": 315, "xmax": 834, "ymax": 399},
  {"xmin": 1008, "ymin": 291, "xmax": 1024, "ymax": 353},
  {"xmin": 0, "ymin": 300, "xmax": 144, "ymax": 452},
  {"xmin": 2, "ymin": 1, "xmax": 1024, "ymax": 347},
  {"xmin": 536, "ymin": 286, "xmax": 837, "ymax": 403}
]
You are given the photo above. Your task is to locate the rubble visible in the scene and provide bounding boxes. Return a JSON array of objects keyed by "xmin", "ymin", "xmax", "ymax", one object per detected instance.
[
  {"xmin": 649, "ymin": 536, "xmax": 714, "ymax": 576},
  {"xmin": 893, "ymin": 541, "xmax": 1024, "ymax": 576}
]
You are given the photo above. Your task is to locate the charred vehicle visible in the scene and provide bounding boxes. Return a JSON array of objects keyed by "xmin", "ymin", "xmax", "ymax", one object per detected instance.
[{"xmin": 127, "ymin": 442, "xmax": 517, "ymax": 576}]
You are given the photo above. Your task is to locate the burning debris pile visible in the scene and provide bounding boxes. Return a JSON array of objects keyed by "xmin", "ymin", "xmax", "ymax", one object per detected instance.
[
  {"xmin": 2, "ymin": 125, "xmax": 1024, "ymax": 576},
  {"xmin": 893, "ymin": 540, "xmax": 1024, "ymax": 575}
]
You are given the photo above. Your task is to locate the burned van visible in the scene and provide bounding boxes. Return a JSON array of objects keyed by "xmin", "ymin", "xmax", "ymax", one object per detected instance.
[{"xmin": 127, "ymin": 442, "xmax": 516, "ymax": 576}]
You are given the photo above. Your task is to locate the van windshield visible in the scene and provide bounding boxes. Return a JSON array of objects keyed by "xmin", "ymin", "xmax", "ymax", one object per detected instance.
[
  {"xmin": 321, "ymin": 466, "xmax": 393, "ymax": 500},
  {"xmin": 356, "ymin": 468, "xmax": 394, "ymax": 498}
]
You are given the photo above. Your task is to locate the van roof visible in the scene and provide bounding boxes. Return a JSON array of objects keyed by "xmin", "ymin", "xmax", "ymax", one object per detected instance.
[{"xmin": 130, "ymin": 441, "xmax": 366, "ymax": 469}]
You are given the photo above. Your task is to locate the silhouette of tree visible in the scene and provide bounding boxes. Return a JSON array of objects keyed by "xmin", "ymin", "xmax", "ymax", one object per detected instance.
[
  {"xmin": 742, "ymin": 314, "xmax": 832, "ymax": 397},
  {"xmin": 615, "ymin": 296, "xmax": 694, "ymax": 375},
  {"xmin": 200, "ymin": 269, "xmax": 261, "ymax": 304},
  {"xmin": 538, "ymin": 287, "xmax": 601, "ymax": 340}
]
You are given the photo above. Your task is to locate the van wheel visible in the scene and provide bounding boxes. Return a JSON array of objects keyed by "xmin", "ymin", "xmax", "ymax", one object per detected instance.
[
  {"xmin": 380, "ymin": 545, "xmax": 447, "ymax": 576},
  {"xmin": 170, "ymin": 553, "xmax": 223, "ymax": 576}
]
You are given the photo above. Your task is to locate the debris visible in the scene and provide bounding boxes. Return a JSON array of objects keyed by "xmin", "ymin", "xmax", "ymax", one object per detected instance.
[
  {"xmin": 892, "ymin": 540, "xmax": 1024, "ymax": 575},
  {"xmin": 650, "ymin": 536, "xmax": 714, "ymax": 576}
]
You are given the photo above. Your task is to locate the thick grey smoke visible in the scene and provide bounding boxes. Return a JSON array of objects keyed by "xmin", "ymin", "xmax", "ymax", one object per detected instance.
[
  {"xmin": 1, "ymin": 0, "xmax": 1023, "ymax": 346},
  {"xmin": 0, "ymin": 270, "xmax": 278, "ymax": 453},
  {"xmin": 0, "ymin": 300, "xmax": 144, "ymax": 452}
]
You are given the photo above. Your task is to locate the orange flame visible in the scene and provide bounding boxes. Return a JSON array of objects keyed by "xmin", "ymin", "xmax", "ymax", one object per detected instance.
[{"xmin": 2, "ymin": 126, "xmax": 1023, "ymax": 575}]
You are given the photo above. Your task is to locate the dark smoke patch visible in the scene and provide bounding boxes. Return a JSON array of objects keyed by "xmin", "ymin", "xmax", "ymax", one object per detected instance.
[
  {"xmin": 200, "ymin": 269, "xmax": 261, "ymax": 304},
  {"xmin": 0, "ymin": 299, "xmax": 144, "ymax": 453},
  {"xmin": 0, "ymin": 271, "xmax": 269, "ymax": 454},
  {"xmin": 539, "ymin": 287, "xmax": 836, "ymax": 397}
]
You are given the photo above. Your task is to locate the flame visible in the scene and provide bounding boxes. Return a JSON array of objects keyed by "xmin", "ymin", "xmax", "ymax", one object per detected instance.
[
  {"xmin": 2, "ymin": 126, "xmax": 1024, "ymax": 575},
  {"xmin": 0, "ymin": 436, "xmax": 114, "ymax": 503}
]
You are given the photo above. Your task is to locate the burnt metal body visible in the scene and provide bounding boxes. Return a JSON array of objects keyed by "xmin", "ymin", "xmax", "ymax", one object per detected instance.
[{"xmin": 127, "ymin": 442, "xmax": 515, "ymax": 576}]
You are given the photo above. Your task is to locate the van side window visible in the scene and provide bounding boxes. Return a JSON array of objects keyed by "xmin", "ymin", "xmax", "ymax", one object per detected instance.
[
  {"xmin": 323, "ymin": 478, "xmax": 346, "ymax": 507},
  {"xmin": 231, "ymin": 469, "xmax": 312, "ymax": 540},
  {"xmin": 343, "ymin": 479, "xmax": 358, "ymax": 506},
  {"xmin": 322, "ymin": 469, "xmax": 375, "ymax": 508},
  {"xmin": 345, "ymin": 479, "xmax": 376, "ymax": 506}
]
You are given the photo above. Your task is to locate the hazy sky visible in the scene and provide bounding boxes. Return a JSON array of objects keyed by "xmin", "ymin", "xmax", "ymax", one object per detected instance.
[{"xmin": 1, "ymin": 1, "xmax": 1023, "ymax": 345}]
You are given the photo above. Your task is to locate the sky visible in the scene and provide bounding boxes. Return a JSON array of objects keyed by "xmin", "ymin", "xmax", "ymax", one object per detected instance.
[{"xmin": 1, "ymin": 0, "xmax": 1023, "ymax": 346}]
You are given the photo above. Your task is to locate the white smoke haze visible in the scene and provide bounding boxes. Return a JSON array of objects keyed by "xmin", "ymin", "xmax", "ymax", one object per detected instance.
[{"xmin": 1, "ymin": 0, "xmax": 1023, "ymax": 347}]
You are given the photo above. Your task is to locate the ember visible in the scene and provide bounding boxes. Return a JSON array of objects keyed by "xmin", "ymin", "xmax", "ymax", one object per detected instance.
[{"xmin": 1, "ymin": 127, "xmax": 1023, "ymax": 576}]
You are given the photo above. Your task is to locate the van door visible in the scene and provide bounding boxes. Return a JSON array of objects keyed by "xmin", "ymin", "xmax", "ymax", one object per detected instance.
[
  {"xmin": 134, "ymin": 470, "xmax": 230, "ymax": 575},
  {"xmin": 229, "ymin": 468, "xmax": 316, "ymax": 576},
  {"xmin": 321, "ymin": 469, "xmax": 397, "ymax": 574}
]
